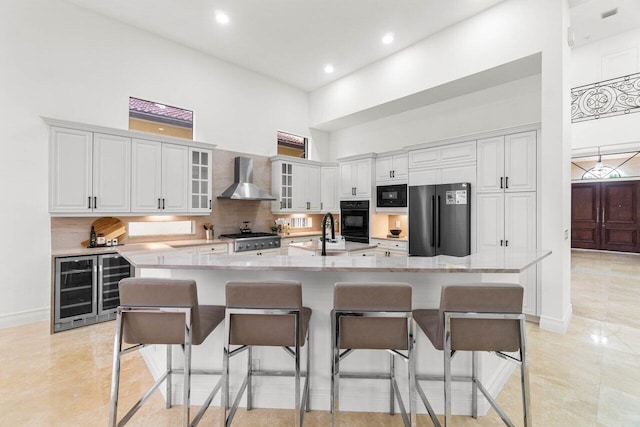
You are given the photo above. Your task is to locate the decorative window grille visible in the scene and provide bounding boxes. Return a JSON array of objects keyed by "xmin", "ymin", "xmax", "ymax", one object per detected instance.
[{"xmin": 571, "ymin": 73, "xmax": 640, "ymax": 123}]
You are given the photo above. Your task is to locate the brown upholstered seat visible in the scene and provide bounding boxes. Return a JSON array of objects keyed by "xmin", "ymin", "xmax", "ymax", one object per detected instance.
[
  {"xmin": 119, "ymin": 278, "xmax": 225, "ymax": 345},
  {"xmin": 412, "ymin": 283, "xmax": 530, "ymax": 427},
  {"xmin": 413, "ymin": 283, "xmax": 523, "ymax": 351},
  {"xmin": 222, "ymin": 280, "xmax": 312, "ymax": 426},
  {"xmin": 110, "ymin": 278, "xmax": 225, "ymax": 427},
  {"xmin": 334, "ymin": 282, "xmax": 412, "ymax": 350},
  {"xmin": 331, "ymin": 282, "xmax": 415, "ymax": 426}
]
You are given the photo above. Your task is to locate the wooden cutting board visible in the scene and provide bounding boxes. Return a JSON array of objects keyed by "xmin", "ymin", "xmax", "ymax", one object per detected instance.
[{"xmin": 81, "ymin": 217, "xmax": 126, "ymax": 247}]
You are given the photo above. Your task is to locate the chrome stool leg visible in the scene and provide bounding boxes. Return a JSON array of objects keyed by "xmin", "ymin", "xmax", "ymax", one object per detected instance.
[
  {"xmin": 247, "ymin": 346, "xmax": 253, "ymax": 410},
  {"xmin": 519, "ymin": 318, "xmax": 532, "ymax": 427},
  {"xmin": 472, "ymin": 351, "xmax": 478, "ymax": 419},
  {"xmin": 108, "ymin": 309, "xmax": 124, "ymax": 427},
  {"xmin": 390, "ymin": 353, "xmax": 395, "ymax": 415},
  {"xmin": 166, "ymin": 345, "xmax": 172, "ymax": 409}
]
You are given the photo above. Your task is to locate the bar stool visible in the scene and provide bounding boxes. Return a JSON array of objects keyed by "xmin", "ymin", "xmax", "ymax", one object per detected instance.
[
  {"xmin": 331, "ymin": 282, "xmax": 416, "ymax": 427},
  {"xmin": 222, "ymin": 280, "xmax": 312, "ymax": 426},
  {"xmin": 412, "ymin": 283, "xmax": 531, "ymax": 427},
  {"xmin": 109, "ymin": 278, "xmax": 225, "ymax": 427}
]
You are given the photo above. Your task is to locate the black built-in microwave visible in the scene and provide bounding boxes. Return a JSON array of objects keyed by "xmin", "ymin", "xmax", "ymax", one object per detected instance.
[{"xmin": 376, "ymin": 184, "xmax": 407, "ymax": 208}]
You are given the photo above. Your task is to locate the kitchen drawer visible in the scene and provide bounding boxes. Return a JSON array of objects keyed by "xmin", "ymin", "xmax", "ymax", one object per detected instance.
[
  {"xmin": 282, "ymin": 235, "xmax": 320, "ymax": 245},
  {"xmin": 196, "ymin": 243, "xmax": 229, "ymax": 254},
  {"xmin": 371, "ymin": 238, "xmax": 408, "ymax": 251}
]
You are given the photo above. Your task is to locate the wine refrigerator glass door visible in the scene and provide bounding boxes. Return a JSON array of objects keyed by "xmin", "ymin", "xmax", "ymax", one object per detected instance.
[
  {"xmin": 98, "ymin": 254, "xmax": 133, "ymax": 315},
  {"xmin": 55, "ymin": 256, "xmax": 97, "ymax": 324}
]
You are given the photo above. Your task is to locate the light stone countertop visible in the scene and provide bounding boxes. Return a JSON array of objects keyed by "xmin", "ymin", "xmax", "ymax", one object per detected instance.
[
  {"xmin": 121, "ymin": 247, "xmax": 551, "ymax": 273},
  {"xmin": 289, "ymin": 240, "xmax": 377, "ymax": 254},
  {"xmin": 51, "ymin": 239, "xmax": 232, "ymax": 257}
]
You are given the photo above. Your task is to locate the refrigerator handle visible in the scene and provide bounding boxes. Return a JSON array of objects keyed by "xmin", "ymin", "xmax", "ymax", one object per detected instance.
[
  {"xmin": 437, "ymin": 195, "xmax": 441, "ymax": 248},
  {"xmin": 431, "ymin": 195, "xmax": 435, "ymax": 247}
]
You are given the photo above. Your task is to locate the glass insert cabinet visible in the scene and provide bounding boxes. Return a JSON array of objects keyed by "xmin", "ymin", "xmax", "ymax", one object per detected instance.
[{"xmin": 53, "ymin": 253, "xmax": 133, "ymax": 332}]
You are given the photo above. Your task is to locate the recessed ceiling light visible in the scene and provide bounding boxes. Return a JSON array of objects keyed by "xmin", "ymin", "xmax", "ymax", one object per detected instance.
[
  {"xmin": 215, "ymin": 11, "xmax": 230, "ymax": 25},
  {"xmin": 382, "ymin": 33, "xmax": 394, "ymax": 45},
  {"xmin": 324, "ymin": 64, "xmax": 334, "ymax": 74}
]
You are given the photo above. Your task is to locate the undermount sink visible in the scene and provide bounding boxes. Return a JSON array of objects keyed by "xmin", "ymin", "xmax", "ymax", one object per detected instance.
[{"xmin": 317, "ymin": 239, "xmax": 345, "ymax": 250}]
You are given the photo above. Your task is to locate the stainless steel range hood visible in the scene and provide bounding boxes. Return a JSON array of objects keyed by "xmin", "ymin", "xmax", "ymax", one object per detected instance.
[{"xmin": 217, "ymin": 156, "xmax": 276, "ymax": 200}]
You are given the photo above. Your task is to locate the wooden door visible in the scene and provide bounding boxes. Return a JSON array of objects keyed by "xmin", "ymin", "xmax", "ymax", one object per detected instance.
[
  {"xmin": 571, "ymin": 182, "xmax": 601, "ymax": 249},
  {"xmin": 600, "ymin": 181, "xmax": 639, "ymax": 252}
]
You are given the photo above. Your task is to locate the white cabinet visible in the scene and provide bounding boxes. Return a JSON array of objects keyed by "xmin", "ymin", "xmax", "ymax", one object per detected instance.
[
  {"xmin": 189, "ymin": 148, "xmax": 212, "ymax": 213},
  {"xmin": 371, "ymin": 238, "xmax": 408, "ymax": 257},
  {"xmin": 477, "ymin": 192, "xmax": 537, "ymax": 315},
  {"xmin": 292, "ymin": 164, "xmax": 320, "ymax": 211},
  {"xmin": 339, "ymin": 158, "xmax": 373, "ymax": 199},
  {"xmin": 271, "ymin": 158, "xmax": 321, "ymax": 213},
  {"xmin": 321, "ymin": 166, "xmax": 339, "ymax": 212},
  {"xmin": 477, "ymin": 131, "xmax": 536, "ymax": 193},
  {"xmin": 408, "ymin": 141, "xmax": 477, "ymax": 187},
  {"xmin": 196, "ymin": 243, "xmax": 229, "ymax": 254},
  {"xmin": 376, "ymin": 153, "xmax": 408, "ymax": 184},
  {"xmin": 281, "ymin": 235, "xmax": 319, "ymax": 255},
  {"xmin": 132, "ymin": 140, "xmax": 188, "ymax": 213},
  {"xmin": 49, "ymin": 127, "xmax": 130, "ymax": 214}
]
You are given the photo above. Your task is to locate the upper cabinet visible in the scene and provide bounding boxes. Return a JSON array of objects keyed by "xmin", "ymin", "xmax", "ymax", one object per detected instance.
[
  {"xmin": 271, "ymin": 157, "xmax": 323, "ymax": 213},
  {"xmin": 320, "ymin": 166, "xmax": 339, "ymax": 213},
  {"xmin": 477, "ymin": 131, "xmax": 536, "ymax": 193},
  {"xmin": 339, "ymin": 156, "xmax": 373, "ymax": 199},
  {"xmin": 49, "ymin": 127, "xmax": 130, "ymax": 214},
  {"xmin": 375, "ymin": 153, "xmax": 408, "ymax": 184},
  {"xmin": 408, "ymin": 141, "xmax": 477, "ymax": 187},
  {"xmin": 189, "ymin": 148, "xmax": 213, "ymax": 213},
  {"xmin": 131, "ymin": 140, "xmax": 191, "ymax": 213},
  {"xmin": 46, "ymin": 119, "xmax": 215, "ymax": 216}
]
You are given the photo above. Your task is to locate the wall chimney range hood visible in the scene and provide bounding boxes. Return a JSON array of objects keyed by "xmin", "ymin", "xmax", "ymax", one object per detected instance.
[{"xmin": 217, "ymin": 156, "xmax": 276, "ymax": 200}]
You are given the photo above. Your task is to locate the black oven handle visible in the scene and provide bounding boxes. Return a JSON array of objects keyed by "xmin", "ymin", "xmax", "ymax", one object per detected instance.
[
  {"xmin": 431, "ymin": 195, "xmax": 435, "ymax": 247},
  {"xmin": 437, "ymin": 195, "xmax": 441, "ymax": 248}
]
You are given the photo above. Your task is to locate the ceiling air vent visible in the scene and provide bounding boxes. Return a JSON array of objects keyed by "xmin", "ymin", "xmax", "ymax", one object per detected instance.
[{"xmin": 601, "ymin": 8, "xmax": 618, "ymax": 19}]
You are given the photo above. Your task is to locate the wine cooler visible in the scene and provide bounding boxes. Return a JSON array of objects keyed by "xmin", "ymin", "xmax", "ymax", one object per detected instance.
[{"xmin": 54, "ymin": 253, "xmax": 133, "ymax": 332}]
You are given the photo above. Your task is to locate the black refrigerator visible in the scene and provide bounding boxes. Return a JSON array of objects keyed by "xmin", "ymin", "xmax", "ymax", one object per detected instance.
[{"xmin": 409, "ymin": 183, "xmax": 471, "ymax": 257}]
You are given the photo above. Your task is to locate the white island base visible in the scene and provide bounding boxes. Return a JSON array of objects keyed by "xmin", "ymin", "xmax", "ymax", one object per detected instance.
[{"xmin": 123, "ymin": 249, "xmax": 550, "ymax": 417}]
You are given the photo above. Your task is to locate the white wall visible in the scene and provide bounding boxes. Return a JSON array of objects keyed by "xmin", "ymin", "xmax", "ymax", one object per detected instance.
[
  {"xmin": 311, "ymin": 0, "xmax": 573, "ymax": 332},
  {"xmin": 571, "ymin": 28, "xmax": 640, "ymax": 150},
  {"xmin": 329, "ymin": 75, "xmax": 541, "ymax": 159},
  {"xmin": 0, "ymin": 0, "xmax": 314, "ymax": 326}
]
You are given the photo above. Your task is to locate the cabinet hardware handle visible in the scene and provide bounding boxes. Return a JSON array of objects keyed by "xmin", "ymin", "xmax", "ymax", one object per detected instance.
[
  {"xmin": 500, "ymin": 240, "xmax": 503, "ymax": 246},
  {"xmin": 88, "ymin": 197, "xmax": 92, "ymax": 209},
  {"xmin": 602, "ymin": 207, "xmax": 605, "ymax": 225},
  {"xmin": 321, "ymin": 202, "xmax": 323, "ymax": 210},
  {"xmin": 93, "ymin": 197, "xmax": 97, "ymax": 209},
  {"xmin": 389, "ymin": 171, "xmax": 392, "ymax": 178},
  {"xmin": 209, "ymin": 199, "xmax": 212, "ymax": 209},
  {"xmin": 596, "ymin": 207, "xmax": 599, "ymax": 223},
  {"xmin": 505, "ymin": 240, "xmax": 509, "ymax": 247},
  {"xmin": 500, "ymin": 177, "xmax": 503, "ymax": 189},
  {"xmin": 157, "ymin": 198, "xmax": 161, "ymax": 209},
  {"xmin": 505, "ymin": 176, "xmax": 509, "ymax": 189},
  {"xmin": 392, "ymin": 170, "xmax": 395, "ymax": 178},
  {"xmin": 162, "ymin": 198, "xmax": 165, "ymax": 210},
  {"xmin": 280, "ymin": 201, "xmax": 283, "ymax": 209}
]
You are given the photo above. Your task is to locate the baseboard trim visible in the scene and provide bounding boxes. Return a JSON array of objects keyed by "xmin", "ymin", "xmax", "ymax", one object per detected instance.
[
  {"xmin": 539, "ymin": 304, "xmax": 573, "ymax": 333},
  {"xmin": 0, "ymin": 307, "xmax": 49, "ymax": 329}
]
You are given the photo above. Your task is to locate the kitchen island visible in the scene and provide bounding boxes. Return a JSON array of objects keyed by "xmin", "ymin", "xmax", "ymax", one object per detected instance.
[{"xmin": 121, "ymin": 248, "xmax": 550, "ymax": 416}]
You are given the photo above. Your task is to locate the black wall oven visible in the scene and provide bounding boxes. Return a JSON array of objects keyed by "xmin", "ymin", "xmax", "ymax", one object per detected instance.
[
  {"xmin": 340, "ymin": 200, "xmax": 369, "ymax": 243},
  {"xmin": 376, "ymin": 184, "xmax": 407, "ymax": 208}
]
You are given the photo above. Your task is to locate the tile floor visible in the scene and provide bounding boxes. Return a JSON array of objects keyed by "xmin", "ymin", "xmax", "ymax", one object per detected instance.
[{"xmin": 0, "ymin": 250, "xmax": 638, "ymax": 426}]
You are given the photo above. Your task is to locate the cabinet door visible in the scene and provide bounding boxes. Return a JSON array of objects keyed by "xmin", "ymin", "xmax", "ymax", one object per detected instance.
[
  {"xmin": 49, "ymin": 127, "xmax": 93, "ymax": 213},
  {"xmin": 291, "ymin": 163, "xmax": 308, "ymax": 210},
  {"xmin": 375, "ymin": 156, "xmax": 393, "ymax": 181},
  {"xmin": 505, "ymin": 192, "xmax": 537, "ymax": 315},
  {"xmin": 339, "ymin": 162, "xmax": 355, "ymax": 198},
  {"xmin": 477, "ymin": 136, "xmax": 505, "ymax": 193},
  {"xmin": 354, "ymin": 159, "xmax": 372, "ymax": 197},
  {"xmin": 505, "ymin": 131, "xmax": 536, "ymax": 192},
  {"xmin": 93, "ymin": 133, "xmax": 131, "ymax": 213},
  {"xmin": 307, "ymin": 165, "xmax": 321, "ymax": 210},
  {"xmin": 189, "ymin": 148, "xmax": 212, "ymax": 213},
  {"xmin": 392, "ymin": 154, "xmax": 408, "ymax": 181},
  {"xmin": 162, "ymin": 143, "xmax": 189, "ymax": 212},
  {"xmin": 131, "ymin": 139, "xmax": 162, "ymax": 212},
  {"xmin": 321, "ymin": 166, "xmax": 338, "ymax": 212},
  {"xmin": 504, "ymin": 192, "xmax": 536, "ymax": 250},
  {"xmin": 476, "ymin": 193, "xmax": 505, "ymax": 250}
]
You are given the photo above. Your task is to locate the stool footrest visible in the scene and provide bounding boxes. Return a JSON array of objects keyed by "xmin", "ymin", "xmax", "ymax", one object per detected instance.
[{"xmin": 252, "ymin": 369, "xmax": 308, "ymax": 378}]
